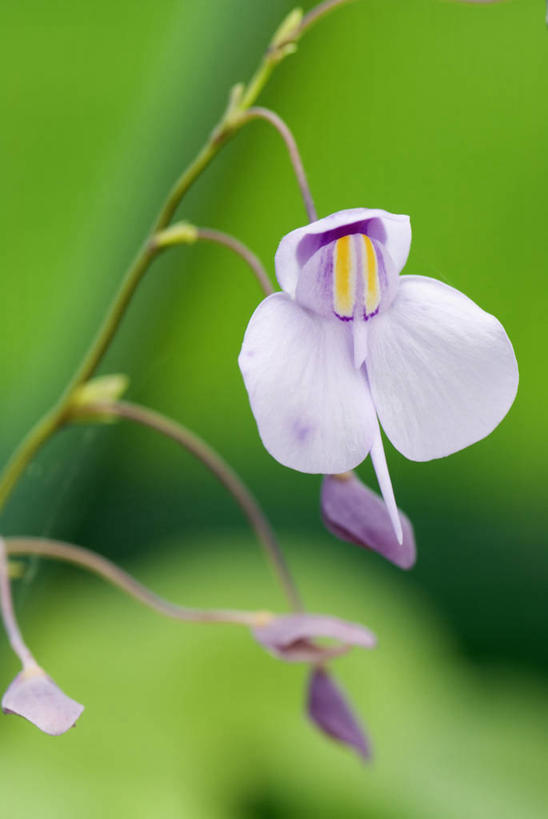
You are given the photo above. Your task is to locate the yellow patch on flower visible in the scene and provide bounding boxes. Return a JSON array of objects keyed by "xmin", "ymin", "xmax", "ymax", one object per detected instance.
[
  {"xmin": 334, "ymin": 235, "xmax": 356, "ymax": 318},
  {"xmin": 362, "ymin": 235, "xmax": 380, "ymax": 315}
]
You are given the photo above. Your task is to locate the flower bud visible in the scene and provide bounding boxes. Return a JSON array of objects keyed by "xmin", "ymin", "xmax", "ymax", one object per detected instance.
[
  {"xmin": 321, "ymin": 473, "xmax": 416, "ymax": 569},
  {"xmin": 307, "ymin": 668, "xmax": 370, "ymax": 760},
  {"xmin": 68, "ymin": 374, "xmax": 129, "ymax": 423},
  {"xmin": 271, "ymin": 8, "xmax": 303, "ymax": 49}
]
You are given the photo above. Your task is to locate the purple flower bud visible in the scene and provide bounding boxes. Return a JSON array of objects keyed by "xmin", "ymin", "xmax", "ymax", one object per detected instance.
[
  {"xmin": 2, "ymin": 665, "xmax": 84, "ymax": 736},
  {"xmin": 253, "ymin": 613, "xmax": 376, "ymax": 663},
  {"xmin": 307, "ymin": 668, "xmax": 370, "ymax": 760},
  {"xmin": 321, "ymin": 472, "xmax": 416, "ymax": 569}
]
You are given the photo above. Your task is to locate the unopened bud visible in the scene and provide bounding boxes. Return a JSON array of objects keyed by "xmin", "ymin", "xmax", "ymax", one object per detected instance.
[{"xmin": 68, "ymin": 374, "xmax": 129, "ymax": 423}]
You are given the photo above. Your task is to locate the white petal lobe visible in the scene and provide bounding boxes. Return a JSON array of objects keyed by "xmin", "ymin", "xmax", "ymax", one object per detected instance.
[
  {"xmin": 367, "ymin": 276, "xmax": 518, "ymax": 461},
  {"xmin": 239, "ymin": 293, "xmax": 376, "ymax": 473}
]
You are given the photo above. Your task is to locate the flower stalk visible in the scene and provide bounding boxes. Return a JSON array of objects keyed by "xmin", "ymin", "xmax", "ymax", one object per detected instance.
[
  {"xmin": 0, "ymin": 5, "xmax": 358, "ymax": 740},
  {"xmin": 0, "ymin": 537, "xmax": 37, "ymax": 670},
  {"xmin": 153, "ymin": 223, "xmax": 274, "ymax": 296},
  {"xmin": 237, "ymin": 107, "xmax": 317, "ymax": 222},
  {"xmin": 196, "ymin": 228, "xmax": 274, "ymax": 295},
  {"xmin": 0, "ymin": 1, "xmax": 346, "ymax": 517},
  {"xmin": 73, "ymin": 400, "xmax": 303, "ymax": 613},
  {"xmin": 4, "ymin": 538, "xmax": 270, "ymax": 628}
]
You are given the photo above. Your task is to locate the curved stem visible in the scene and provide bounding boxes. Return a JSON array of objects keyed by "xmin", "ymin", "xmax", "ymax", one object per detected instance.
[
  {"xmin": 4, "ymin": 538, "xmax": 268, "ymax": 627},
  {"xmin": 239, "ymin": 108, "xmax": 317, "ymax": 222},
  {"xmin": 299, "ymin": 0, "xmax": 358, "ymax": 35},
  {"xmin": 154, "ymin": 223, "xmax": 274, "ymax": 297},
  {"xmin": 81, "ymin": 400, "xmax": 303, "ymax": 613},
  {"xmin": 196, "ymin": 228, "xmax": 274, "ymax": 296},
  {"xmin": 0, "ymin": 408, "xmax": 62, "ymax": 511},
  {"xmin": 67, "ymin": 245, "xmax": 157, "ymax": 392},
  {"xmin": 0, "ymin": 4, "xmax": 337, "ymax": 515},
  {"xmin": 0, "ymin": 537, "xmax": 37, "ymax": 669}
]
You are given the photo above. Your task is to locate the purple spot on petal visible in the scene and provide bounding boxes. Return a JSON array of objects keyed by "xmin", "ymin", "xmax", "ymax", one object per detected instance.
[{"xmin": 292, "ymin": 420, "xmax": 313, "ymax": 442}]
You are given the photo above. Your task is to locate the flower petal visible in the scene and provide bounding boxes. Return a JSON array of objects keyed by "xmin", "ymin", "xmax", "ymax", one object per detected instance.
[
  {"xmin": 307, "ymin": 668, "xmax": 370, "ymax": 760},
  {"xmin": 321, "ymin": 472, "xmax": 416, "ymax": 569},
  {"xmin": 2, "ymin": 666, "xmax": 84, "ymax": 736},
  {"xmin": 239, "ymin": 293, "xmax": 376, "ymax": 473},
  {"xmin": 253, "ymin": 613, "xmax": 376, "ymax": 663},
  {"xmin": 367, "ymin": 275, "xmax": 519, "ymax": 461},
  {"xmin": 352, "ymin": 320, "xmax": 369, "ymax": 369},
  {"xmin": 275, "ymin": 209, "xmax": 411, "ymax": 297}
]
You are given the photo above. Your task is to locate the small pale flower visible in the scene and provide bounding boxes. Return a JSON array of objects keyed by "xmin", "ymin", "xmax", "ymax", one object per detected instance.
[
  {"xmin": 307, "ymin": 668, "xmax": 370, "ymax": 760},
  {"xmin": 252, "ymin": 612, "xmax": 376, "ymax": 663},
  {"xmin": 239, "ymin": 208, "xmax": 518, "ymax": 542},
  {"xmin": 321, "ymin": 472, "xmax": 416, "ymax": 569},
  {"xmin": 2, "ymin": 665, "xmax": 84, "ymax": 736}
]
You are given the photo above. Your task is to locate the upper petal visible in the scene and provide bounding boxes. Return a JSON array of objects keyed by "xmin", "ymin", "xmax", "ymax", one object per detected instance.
[
  {"xmin": 275, "ymin": 208, "xmax": 411, "ymax": 297},
  {"xmin": 367, "ymin": 275, "xmax": 519, "ymax": 461},
  {"xmin": 239, "ymin": 293, "xmax": 376, "ymax": 473}
]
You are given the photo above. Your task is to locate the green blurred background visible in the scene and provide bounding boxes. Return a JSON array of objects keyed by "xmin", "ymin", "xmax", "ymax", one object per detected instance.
[{"xmin": 1, "ymin": 0, "xmax": 547, "ymax": 816}]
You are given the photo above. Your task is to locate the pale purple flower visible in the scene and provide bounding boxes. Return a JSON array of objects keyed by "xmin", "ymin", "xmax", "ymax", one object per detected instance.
[
  {"xmin": 307, "ymin": 668, "xmax": 370, "ymax": 760},
  {"xmin": 239, "ymin": 208, "xmax": 518, "ymax": 542},
  {"xmin": 252, "ymin": 612, "xmax": 376, "ymax": 663},
  {"xmin": 321, "ymin": 472, "xmax": 416, "ymax": 569},
  {"xmin": 2, "ymin": 665, "xmax": 84, "ymax": 736}
]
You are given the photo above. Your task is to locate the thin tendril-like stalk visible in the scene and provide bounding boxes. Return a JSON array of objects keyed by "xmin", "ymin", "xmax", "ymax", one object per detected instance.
[
  {"xmin": 0, "ymin": 1, "xmax": 353, "ymax": 514},
  {"xmin": 196, "ymin": 228, "xmax": 275, "ymax": 296},
  {"xmin": 239, "ymin": 107, "xmax": 317, "ymax": 222},
  {"xmin": 4, "ymin": 538, "xmax": 267, "ymax": 627},
  {"xmin": 80, "ymin": 400, "xmax": 303, "ymax": 613},
  {"xmin": 0, "ymin": 537, "xmax": 37, "ymax": 669},
  {"xmin": 299, "ymin": 0, "xmax": 358, "ymax": 35},
  {"xmin": 153, "ymin": 223, "xmax": 274, "ymax": 296}
]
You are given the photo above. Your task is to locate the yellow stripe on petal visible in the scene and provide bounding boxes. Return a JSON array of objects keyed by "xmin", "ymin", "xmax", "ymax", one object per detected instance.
[
  {"xmin": 334, "ymin": 235, "xmax": 356, "ymax": 319},
  {"xmin": 362, "ymin": 235, "xmax": 380, "ymax": 316}
]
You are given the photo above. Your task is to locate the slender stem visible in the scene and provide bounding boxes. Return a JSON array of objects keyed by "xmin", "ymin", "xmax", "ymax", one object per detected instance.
[
  {"xmin": 67, "ymin": 245, "xmax": 157, "ymax": 391},
  {"xmin": 299, "ymin": 0, "xmax": 358, "ymax": 35},
  {"xmin": 4, "ymin": 538, "xmax": 268, "ymax": 627},
  {"xmin": 81, "ymin": 400, "xmax": 303, "ymax": 612},
  {"xmin": 0, "ymin": 3, "xmax": 338, "ymax": 515},
  {"xmin": 0, "ymin": 408, "xmax": 62, "ymax": 511},
  {"xmin": 239, "ymin": 108, "xmax": 317, "ymax": 222},
  {"xmin": 154, "ymin": 223, "xmax": 274, "ymax": 297},
  {"xmin": 196, "ymin": 228, "xmax": 274, "ymax": 296},
  {"xmin": 0, "ymin": 537, "xmax": 37, "ymax": 669}
]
